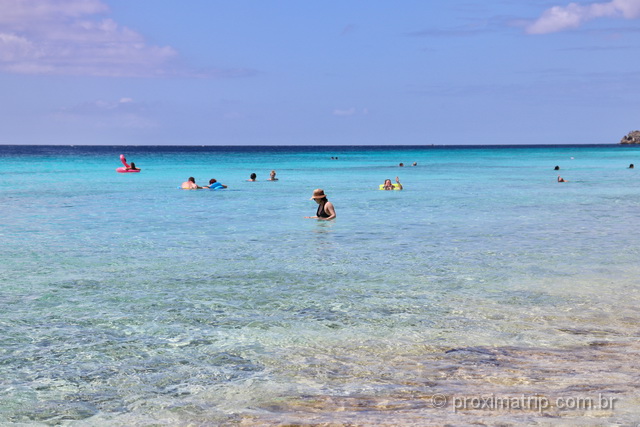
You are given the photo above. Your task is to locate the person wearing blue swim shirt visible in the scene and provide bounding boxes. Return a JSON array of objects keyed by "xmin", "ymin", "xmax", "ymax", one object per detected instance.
[{"xmin": 206, "ymin": 178, "xmax": 227, "ymax": 189}]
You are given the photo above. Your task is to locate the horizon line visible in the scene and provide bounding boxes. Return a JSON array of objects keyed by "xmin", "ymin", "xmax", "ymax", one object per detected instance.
[{"xmin": 0, "ymin": 143, "xmax": 625, "ymax": 148}]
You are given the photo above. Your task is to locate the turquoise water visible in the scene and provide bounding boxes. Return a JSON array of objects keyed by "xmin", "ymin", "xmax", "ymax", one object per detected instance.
[{"xmin": 1, "ymin": 145, "xmax": 640, "ymax": 425}]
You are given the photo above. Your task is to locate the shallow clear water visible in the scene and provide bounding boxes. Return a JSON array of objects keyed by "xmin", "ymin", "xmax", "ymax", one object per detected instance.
[{"xmin": 1, "ymin": 145, "xmax": 639, "ymax": 425}]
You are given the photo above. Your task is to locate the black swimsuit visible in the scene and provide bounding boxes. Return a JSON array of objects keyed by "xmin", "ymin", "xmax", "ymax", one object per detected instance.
[{"xmin": 316, "ymin": 202, "xmax": 330, "ymax": 218}]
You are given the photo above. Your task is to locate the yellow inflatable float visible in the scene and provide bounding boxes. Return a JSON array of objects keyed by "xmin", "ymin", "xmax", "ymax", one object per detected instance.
[{"xmin": 379, "ymin": 183, "xmax": 402, "ymax": 190}]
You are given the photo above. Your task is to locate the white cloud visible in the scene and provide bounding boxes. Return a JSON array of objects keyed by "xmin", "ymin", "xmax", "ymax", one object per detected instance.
[
  {"xmin": 526, "ymin": 0, "xmax": 640, "ymax": 34},
  {"xmin": 0, "ymin": 0, "xmax": 257, "ymax": 78},
  {"xmin": 0, "ymin": 0, "xmax": 178, "ymax": 76},
  {"xmin": 0, "ymin": 0, "xmax": 108, "ymax": 27},
  {"xmin": 0, "ymin": 32, "xmax": 36, "ymax": 61}
]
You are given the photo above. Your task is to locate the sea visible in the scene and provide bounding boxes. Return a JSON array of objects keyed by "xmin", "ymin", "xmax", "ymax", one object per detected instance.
[{"xmin": 1, "ymin": 144, "xmax": 639, "ymax": 426}]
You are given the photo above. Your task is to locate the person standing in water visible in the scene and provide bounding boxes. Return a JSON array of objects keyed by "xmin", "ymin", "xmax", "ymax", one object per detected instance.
[
  {"xmin": 268, "ymin": 170, "xmax": 278, "ymax": 181},
  {"xmin": 305, "ymin": 189, "xmax": 336, "ymax": 220}
]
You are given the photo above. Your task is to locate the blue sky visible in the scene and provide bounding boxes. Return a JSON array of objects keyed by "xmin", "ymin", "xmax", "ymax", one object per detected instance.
[{"xmin": 1, "ymin": 0, "xmax": 639, "ymax": 145}]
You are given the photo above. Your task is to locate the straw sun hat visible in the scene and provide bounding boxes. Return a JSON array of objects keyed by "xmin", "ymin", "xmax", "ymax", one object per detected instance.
[{"xmin": 310, "ymin": 189, "xmax": 327, "ymax": 199}]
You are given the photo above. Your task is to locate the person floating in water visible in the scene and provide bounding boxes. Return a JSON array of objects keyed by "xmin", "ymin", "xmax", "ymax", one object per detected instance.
[
  {"xmin": 382, "ymin": 176, "xmax": 403, "ymax": 190},
  {"xmin": 557, "ymin": 175, "xmax": 567, "ymax": 183},
  {"xmin": 181, "ymin": 177, "xmax": 201, "ymax": 189},
  {"xmin": 126, "ymin": 162, "xmax": 140, "ymax": 171},
  {"xmin": 305, "ymin": 189, "xmax": 336, "ymax": 220},
  {"xmin": 629, "ymin": 164, "xmax": 634, "ymax": 169},
  {"xmin": 399, "ymin": 162, "xmax": 404, "ymax": 167},
  {"xmin": 206, "ymin": 178, "xmax": 227, "ymax": 189},
  {"xmin": 554, "ymin": 165, "xmax": 560, "ymax": 170},
  {"xmin": 268, "ymin": 170, "xmax": 278, "ymax": 181},
  {"xmin": 247, "ymin": 173, "xmax": 257, "ymax": 182}
]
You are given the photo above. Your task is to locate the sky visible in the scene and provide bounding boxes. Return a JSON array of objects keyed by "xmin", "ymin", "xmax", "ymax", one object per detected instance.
[{"xmin": 0, "ymin": 0, "xmax": 639, "ymax": 145}]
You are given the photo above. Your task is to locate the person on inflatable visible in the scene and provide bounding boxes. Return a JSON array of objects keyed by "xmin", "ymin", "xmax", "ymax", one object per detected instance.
[
  {"xmin": 206, "ymin": 178, "xmax": 227, "ymax": 189},
  {"xmin": 382, "ymin": 177, "xmax": 403, "ymax": 190},
  {"xmin": 116, "ymin": 154, "xmax": 141, "ymax": 173},
  {"xmin": 181, "ymin": 177, "xmax": 202, "ymax": 189}
]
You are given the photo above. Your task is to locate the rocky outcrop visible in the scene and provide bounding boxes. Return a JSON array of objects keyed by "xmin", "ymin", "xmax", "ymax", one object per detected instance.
[{"xmin": 620, "ymin": 130, "xmax": 640, "ymax": 144}]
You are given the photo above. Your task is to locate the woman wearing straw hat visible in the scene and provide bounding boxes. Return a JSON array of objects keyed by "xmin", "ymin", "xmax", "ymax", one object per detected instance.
[{"xmin": 305, "ymin": 189, "xmax": 336, "ymax": 220}]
